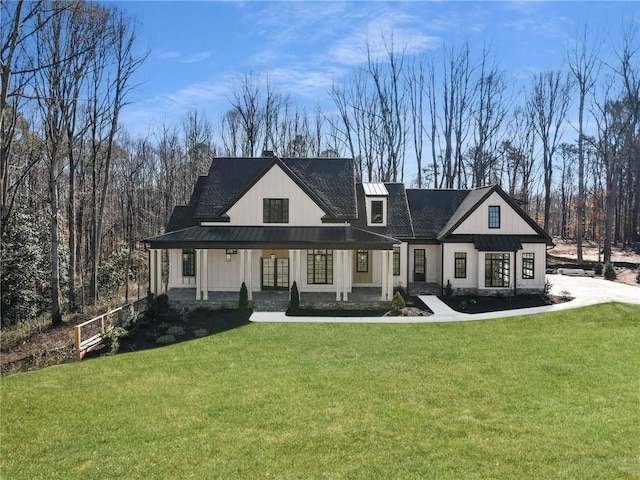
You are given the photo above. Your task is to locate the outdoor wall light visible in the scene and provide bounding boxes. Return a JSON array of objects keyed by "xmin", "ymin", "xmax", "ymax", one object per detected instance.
[
  {"xmin": 270, "ymin": 253, "xmax": 276, "ymax": 260},
  {"xmin": 226, "ymin": 254, "xmax": 231, "ymax": 262}
]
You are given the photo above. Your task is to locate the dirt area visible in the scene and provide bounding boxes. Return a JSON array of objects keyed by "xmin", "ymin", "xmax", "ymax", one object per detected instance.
[{"xmin": 547, "ymin": 237, "xmax": 640, "ymax": 287}]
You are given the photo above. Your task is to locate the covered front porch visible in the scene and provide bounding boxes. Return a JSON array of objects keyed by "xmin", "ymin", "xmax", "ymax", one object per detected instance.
[
  {"xmin": 146, "ymin": 225, "xmax": 401, "ymax": 305},
  {"xmin": 164, "ymin": 287, "xmax": 393, "ymax": 312}
]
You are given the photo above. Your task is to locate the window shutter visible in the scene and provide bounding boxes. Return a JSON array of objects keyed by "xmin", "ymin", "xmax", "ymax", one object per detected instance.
[{"xmin": 263, "ymin": 198, "xmax": 269, "ymax": 223}]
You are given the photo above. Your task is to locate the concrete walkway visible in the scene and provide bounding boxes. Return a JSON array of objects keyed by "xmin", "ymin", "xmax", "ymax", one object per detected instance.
[{"xmin": 249, "ymin": 275, "xmax": 640, "ymax": 324}]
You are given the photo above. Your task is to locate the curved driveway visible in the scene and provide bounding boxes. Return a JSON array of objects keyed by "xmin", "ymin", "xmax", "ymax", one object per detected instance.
[{"xmin": 250, "ymin": 274, "xmax": 639, "ymax": 323}]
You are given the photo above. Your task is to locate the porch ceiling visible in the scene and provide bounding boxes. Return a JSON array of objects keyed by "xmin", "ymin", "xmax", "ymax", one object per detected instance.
[{"xmin": 145, "ymin": 225, "xmax": 399, "ymax": 250}]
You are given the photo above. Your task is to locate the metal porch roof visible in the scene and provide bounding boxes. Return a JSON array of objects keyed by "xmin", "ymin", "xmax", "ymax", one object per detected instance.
[{"xmin": 145, "ymin": 225, "xmax": 399, "ymax": 250}]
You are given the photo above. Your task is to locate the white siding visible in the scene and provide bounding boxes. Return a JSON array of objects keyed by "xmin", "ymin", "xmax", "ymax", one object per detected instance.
[
  {"xmin": 516, "ymin": 243, "xmax": 547, "ymax": 290},
  {"xmin": 442, "ymin": 243, "xmax": 478, "ymax": 290},
  {"xmin": 225, "ymin": 164, "xmax": 326, "ymax": 226},
  {"xmin": 408, "ymin": 245, "xmax": 439, "ymax": 283},
  {"xmin": 453, "ymin": 191, "xmax": 538, "ymax": 235},
  {"xmin": 441, "ymin": 242, "xmax": 546, "ymax": 292},
  {"xmin": 168, "ymin": 249, "xmax": 196, "ymax": 288}
]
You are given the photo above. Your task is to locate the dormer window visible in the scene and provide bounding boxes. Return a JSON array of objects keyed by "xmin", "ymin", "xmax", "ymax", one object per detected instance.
[
  {"xmin": 363, "ymin": 183, "xmax": 388, "ymax": 226},
  {"xmin": 263, "ymin": 198, "xmax": 289, "ymax": 223},
  {"xmin": 371, "ymin": 201, "xmax": 383, "ymax": 223}
]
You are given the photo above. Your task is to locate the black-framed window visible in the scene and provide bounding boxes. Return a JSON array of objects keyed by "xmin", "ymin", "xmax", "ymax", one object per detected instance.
[
  {"xmin": 488, "ymin": 205, "xmax": 500, "ymax": 229},
  {"xmin": 307, "ymin": 249, "xmax": 333, "ymax": 284},
  {"xmin": 455, "ymin": 252, "xmax": 467, "ymax": 278},
  {"xmin": 182, "ymin": 249, "xmax": 195, "ymax": 277},
  {"xmin": 356, "ymin": 250, "xmax": 369, "ymax": 273},
  {"xmin": 485, "ymin": 253, "xmax": 510, "ymax": 287},
  {"xmin": 263, "ymin": 198, "xmax": 289, "ymax": 223},
  {"xmin": 371, "ymin": 200, "xmax": 383, "ymax": 223},
  {"xmin": 393, "ymin": 246, "xmax": 400, "ymax": 275},
  {"xmin": 522, "ymin": 253, "xmax": 535, "ymax": 279}
]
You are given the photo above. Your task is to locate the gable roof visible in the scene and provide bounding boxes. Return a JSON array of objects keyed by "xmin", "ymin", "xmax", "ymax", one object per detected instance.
[
  {"xmin": 437, "ymin": 186, "xmax": 493, "ymax": 238},
  {"xmin": 192, "ymin": 156, "xmax": 356, "ymax": 222},
  {"xmin": 406, "ymin": 189, "xmax": 470, "ymax": 238},
  {"xmin": 436, "ymin": 184, "xmax": 552, "ymax": 243}
]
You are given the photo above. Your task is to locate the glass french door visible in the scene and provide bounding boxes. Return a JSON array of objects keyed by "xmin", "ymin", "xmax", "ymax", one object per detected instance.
[
  {"xmin": 414, "ymin": 249, "xmax": 426, "ymax": 282},
  {"xmin": 262, "ymin": 257, "xmax": 289, "ymax": 290}
]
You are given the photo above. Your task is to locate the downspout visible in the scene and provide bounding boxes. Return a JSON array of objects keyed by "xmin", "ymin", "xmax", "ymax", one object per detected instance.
[{"xmin": 441, "ymin": 243, "xmax": 445, "ymax": 295}]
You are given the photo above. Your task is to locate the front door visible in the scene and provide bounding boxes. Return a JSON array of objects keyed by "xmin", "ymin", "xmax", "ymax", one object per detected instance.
[
  {"xmin": 262, "ymin": 257, "xmax": 289, "ymax": 290},
  {"xmin": 414, "ymin": 249, "xmax": 425, "ymax": 282}
]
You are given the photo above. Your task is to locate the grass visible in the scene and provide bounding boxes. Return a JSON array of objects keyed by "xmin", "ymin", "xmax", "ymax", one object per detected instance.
[{"xmin": 2, "ymin": 303, "xmax": 639, "ymax": 479}]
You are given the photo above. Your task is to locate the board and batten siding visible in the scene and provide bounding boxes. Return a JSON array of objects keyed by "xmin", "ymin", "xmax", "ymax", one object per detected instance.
[
  {"xmin": 168, "ymin": 249, "xmax": 196, "ymax": 288},
  {"xmin": 408, "ymin": 245, "xmax": 439, "ymax": 283},
  {"xmin": 442, "ymin": 243, "xmax": 478, "ymax": 290},
  {"xmin": 452, "ymin": 191, "xmax": 538, "ymax": 235},
  {"xmin": 442, "ymin": 243, "xmax": 547, "ymax": 292},
  {"xmin": 225, "ymin": 164, "xmax": 327, "ymax": 226}
]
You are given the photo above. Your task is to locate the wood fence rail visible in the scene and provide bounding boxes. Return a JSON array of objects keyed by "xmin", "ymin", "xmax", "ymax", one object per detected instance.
[{"xmin": 74, "ymin": 297, "xmax": 148, "ymax": 360}]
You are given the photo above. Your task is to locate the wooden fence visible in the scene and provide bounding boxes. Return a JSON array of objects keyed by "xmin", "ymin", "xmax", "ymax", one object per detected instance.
[{"xmin": 74, "ymin": 297, "xmax": 148, "ymax": 360}]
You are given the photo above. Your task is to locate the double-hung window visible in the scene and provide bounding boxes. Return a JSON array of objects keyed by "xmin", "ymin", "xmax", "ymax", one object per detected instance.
[
  {"xmin": 371, "ymin": 201, "xmax": 383, "ymax": 223},
  {"xmin": 182, "ymin": 249, "xmax": 196, "ymax": 277},
  {"xmin": 522, "ymin": 253, "xmax": 535, "ymax": 279},
  {"xmin": 263, "ymin": 198, "xmax": 289, "ymax": 223},
  {"xmin": 356, "ymin": 250, "xmax": 369, "ymax": 273},
  {"xmin": 454, "ymin": 252, "xmax": 467, "ymax": 278},
  {"xmin": 307, "ymin": 250, "xmax": 333, "ymax": 284},
  {"xmin": 393, "ymin": 246, "xmax": 400, "ymax": 275}
]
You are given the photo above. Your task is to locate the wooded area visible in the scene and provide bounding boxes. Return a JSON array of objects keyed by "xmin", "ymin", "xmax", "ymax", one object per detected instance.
[{"xmin": 1, "ymin": 1, "xmax": 639, "ymax": 327}]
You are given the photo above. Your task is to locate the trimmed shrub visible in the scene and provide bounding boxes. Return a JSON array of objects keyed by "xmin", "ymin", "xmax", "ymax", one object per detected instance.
[
  {"xmin": 391, "ymin": 291, "xmax": 406, "ymax": 312},
  {"xmin": 603, "ymin": 263, "xmax": 617, "ymax": 280},
  {"xmin": 636, "ymin": 269, "xmax": 640, "ymax": 284},
  {"xmin": 594, "ymin": 263, "xmax": 603, "ymax": 275},
  {"xmin": 443, "ymin": 280, "xmax": 453, "ymax": 297},
  {"xmin": 289, "ymin": 281, "xmax": 300, "ymax": 312},
  {"xmin": 239, "ymin": 282, "xmax": 249, "ymax": 312}
]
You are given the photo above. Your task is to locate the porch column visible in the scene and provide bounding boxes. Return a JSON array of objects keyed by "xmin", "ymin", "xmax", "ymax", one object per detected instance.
[
  {"xmin": 155, "ymin": 249, "xmax": 163, "ymax": 295},
  {"xmin": 381, "ymin": 250, "xmax": 388, "ymax": 300},
  {"xmin": 195, "ymin": 249, "xmax": 202, "ymax": 300},
  {"xmin": 342, "ymin": 250, "xmax": 352, "ymax": 302},
  {"xmin": 149, "ymin": 249, "xmax": 157, "ymax": 295},
  {"xmin": 240, "ymin": 248, "xmax": 246, "ymax": 285},
  {"xmin": 387, "ymin": 248, "xmax": 394, "ymax": 300},
  {"xmin": 246, "ymin": 249, "xmax": 253, "ymax": 301},
  {"xmin": 335, "ymin": 249, "xmax": 342, "ymax": 301},
  {"xmin": 202, "ymin": 249, "xmax": 209, "ymax": 300}
]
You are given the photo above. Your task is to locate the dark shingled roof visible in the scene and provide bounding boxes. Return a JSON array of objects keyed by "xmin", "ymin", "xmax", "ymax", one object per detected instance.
[
  {"xmin": 191, "ymin": 157, "xmax": 357, "ymax": 221},
  {"xmin": 437, "ymin": 186, "xmax": 494, "ymax": 239},
  {"xmin": 166, "ymin": 176, "xmax": 208, "ymax": 232},
  {"xmin": 352, "ymin": 183, "xmax": 414, "ymax": 238},
  {"xmin": 406, "ymin": 189, "xmax": 470, "ymax": 239},
  {"xmin": 281, "ymin": 158, "xmax": 357, "ymax": 220}
]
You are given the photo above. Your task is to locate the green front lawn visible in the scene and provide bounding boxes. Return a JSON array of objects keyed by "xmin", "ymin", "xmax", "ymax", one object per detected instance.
[{"xmin": 2, "ymin": 303, "xmax": 639, "ymax": 479}]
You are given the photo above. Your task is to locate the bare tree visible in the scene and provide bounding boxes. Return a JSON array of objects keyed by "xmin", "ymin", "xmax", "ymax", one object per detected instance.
[
  {"xmin": 527, "ymin": 70, "xmax": 572, "ymax": 232},
  {"xmin": 229, "ymin": 72, "xmax": 264, "ymax": 157},
  {"xmin": 470, "ymin": 46, "xmax": 508, "ymax": 187},
  {"xmin": 406, "ymin": 54, "xmax": 426, "ymax": 187},
  {"xmin": 568, "ymin": 23, "xmax": 602, "ymax": 263}
]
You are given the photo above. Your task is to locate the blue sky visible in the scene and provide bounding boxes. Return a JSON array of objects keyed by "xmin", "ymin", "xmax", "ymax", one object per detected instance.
[{"xmin": 114, "ymin": 1, "xmax": 639, "ymax": 143}]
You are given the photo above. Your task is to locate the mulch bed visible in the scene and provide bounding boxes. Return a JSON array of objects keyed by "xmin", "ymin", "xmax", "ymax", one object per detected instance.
[{"xmin": 438, "ymin": 294, "xmax": 570, "ymax": 314}]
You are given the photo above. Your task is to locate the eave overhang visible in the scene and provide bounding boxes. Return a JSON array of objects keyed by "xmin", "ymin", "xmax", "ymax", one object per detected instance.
[{"xmin": 144, "ymin": 225, "xmax": 400, "ymax": 250}]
